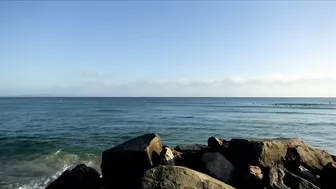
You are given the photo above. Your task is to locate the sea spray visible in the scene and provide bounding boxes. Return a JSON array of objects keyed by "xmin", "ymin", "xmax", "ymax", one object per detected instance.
[{"xmin": 3, "ymin": 150, "xmax": 100, "ymax": 189}]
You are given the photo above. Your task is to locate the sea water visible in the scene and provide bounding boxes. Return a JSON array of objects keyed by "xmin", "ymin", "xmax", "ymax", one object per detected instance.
[{"xmin": 1, "ymin": 97, "xmax": 336, "ymax": 189}]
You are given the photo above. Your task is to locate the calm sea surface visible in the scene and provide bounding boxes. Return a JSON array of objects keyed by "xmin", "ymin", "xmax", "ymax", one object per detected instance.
[{"xmin": 1, "ymin": 97, "xmax": 336, "ymax": 189}]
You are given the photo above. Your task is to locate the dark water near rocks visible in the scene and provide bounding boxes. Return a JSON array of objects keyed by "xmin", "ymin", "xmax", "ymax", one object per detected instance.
[{"xmin": 1, "ymin": 97, "xmax": 336, "ymax": 189}]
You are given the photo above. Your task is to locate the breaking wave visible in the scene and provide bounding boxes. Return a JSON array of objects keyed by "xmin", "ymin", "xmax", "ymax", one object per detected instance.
[{"xmin": 2, "ymin": 150, "xmax": 100, "ymax": 189}]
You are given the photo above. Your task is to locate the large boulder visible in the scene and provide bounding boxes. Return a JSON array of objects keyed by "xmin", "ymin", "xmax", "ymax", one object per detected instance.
[
  {"xmin": 140, "ymin": 165, "xmax": 235, "ymax": 189},
  {"xmin": 201, "ymin": 152, "xmax": 236, "ymax": 185},
  {"xmin": 227, "ymin": 138, "xmax": 333, "ymax": 173},
  {"xmin": 267, "ymin": 167, "xmax": 320, "ymax": 189},
  {"xmin": 320, "ymin": 162, "xmax": 336, "ymax": 189},
  {"xmin": 45, "ymin": 164, "xmax": 100, "ymax": 189},
  {"xmin": 101, "ymin": 133, "xmax": 162, "ymax": 188}
]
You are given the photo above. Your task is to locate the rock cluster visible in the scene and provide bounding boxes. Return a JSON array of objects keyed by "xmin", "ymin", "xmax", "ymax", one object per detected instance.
[{"xmin": 45, "ymin": 134, "xmax": 336, "ymax": 189}]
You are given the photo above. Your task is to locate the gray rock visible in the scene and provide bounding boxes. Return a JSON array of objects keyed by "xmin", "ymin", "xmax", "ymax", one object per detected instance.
[
  {"xmin": 101, "ymin": 133, "xmax": 162, "ymax": 188},
  {"xmin": 45, "ymin": 164, "xmax": 100, "ymax": 189},
  {"xmin": 175, "ymin": 144, "xmax": 208, "ymax": 153},
  {"xmin": 174, "ymin": 144, "xmax": 208, "ymax": 171},
  {"xmin": 201, "ymin": 152, "xmax": 236, "ymax": 185},
  {"xmin": 140, "ymin": 165, "xmax": 235, "ymax": 189}
]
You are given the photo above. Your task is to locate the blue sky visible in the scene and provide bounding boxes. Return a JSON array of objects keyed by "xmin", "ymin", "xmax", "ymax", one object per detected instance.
[{"xmin": 1, "ymin": 1, "xmax": 336, "ymax": 97}]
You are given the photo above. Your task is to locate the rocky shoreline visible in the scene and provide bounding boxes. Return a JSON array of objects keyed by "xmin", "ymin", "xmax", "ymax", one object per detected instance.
[{"xmin": 46, "ymin": 133, "xmax": 336, "ymax": 189}]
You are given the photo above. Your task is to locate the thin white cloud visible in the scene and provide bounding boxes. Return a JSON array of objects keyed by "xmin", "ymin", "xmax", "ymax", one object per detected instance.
[{"xmin": 1, "ymin": 73, "xmax": 336, "ymax": 97}]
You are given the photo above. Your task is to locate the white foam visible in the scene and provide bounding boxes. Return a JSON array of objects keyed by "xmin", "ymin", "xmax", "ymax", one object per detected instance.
[{"xmin": 6, "ymin": 150, "xmax": 101, "ymax": 189}]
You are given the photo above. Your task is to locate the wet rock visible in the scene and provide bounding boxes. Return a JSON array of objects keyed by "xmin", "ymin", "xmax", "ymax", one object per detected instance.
[
  {"xmin": 45, "ymin": 164, "xmax": 100, "ymax": 189},
  {"xmin": 201, "ymin": 152, "xmax": 236, "ymax": 185},
  {"xmin": 140, "ymin": 165, "xmax": 235, "ymax": 189},
  {"xmin": 267, "ymin": 167, "xmax": 320, "ymax": 189},
  {"xmin": 320, "ymin": 162, "xmax": 336, "ymax": 189},
  {"xmin": 227, "ymin": 138, "xmax": 333, "ymax": 173},
  {"xmin": 101, "ymin": 133, "xmax": 162, "ymax": 189}
]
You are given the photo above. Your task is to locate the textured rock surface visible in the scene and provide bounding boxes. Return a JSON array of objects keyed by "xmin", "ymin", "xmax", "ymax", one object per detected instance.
[
  {"xmin": 227, "ymin": 138, "xmax": 332, "ymax": 173},
  {"xmin": 45, "ymin": 164, "xmax": 100, "ymax": 189},
  {"xmin": 296, "ymin": 165, "xmax": 319, "ymax": 186},
  {"xmin": 267, "ymin": 167, "xmax": 320, "ymax": 189},
  {"xmin": 140, "ymin": 165, "xmax": 235, "ymax": 189},
  {"xmin": 101, "ymin": 133, "xmax": 162, "ymax": 188},
  {"xmin": 160, "ymin": 146, "xmax": 175, "ymax": 165},
  {"xmin": 201, "ymin": 152, "xmax": 236, "ymax": 185},
  {"xmin": 246, "ymin": 165, "xmax": 263, "ymax": 181}
]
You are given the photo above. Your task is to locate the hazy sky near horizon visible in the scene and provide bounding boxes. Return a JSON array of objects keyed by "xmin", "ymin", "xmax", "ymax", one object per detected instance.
[{"xmin": 1, "ymin": 1, "xmax": 336, "ymax": 97}]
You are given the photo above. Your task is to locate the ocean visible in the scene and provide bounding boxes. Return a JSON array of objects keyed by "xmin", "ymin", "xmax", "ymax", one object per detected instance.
[{"xmin": 0, "ymin": 97, "xmax": 335, "ymax": 189}]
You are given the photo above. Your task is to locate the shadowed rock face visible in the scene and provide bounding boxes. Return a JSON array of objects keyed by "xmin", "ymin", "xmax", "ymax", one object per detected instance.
[
  {"xmin": 175, "ymin": 144, "xmax": 208, "ymax": 153},
  {"xmin": 227, "ymin": 138, "xmax": 333, "ymax": 174},
  {"xmin": 45, "ymin": 164, "xmax": 100, "ymax": 189},
  {"xmin": 267, "ymin": 167, "xmax": 320, "ymax": 189},
  {"xmin": 140, "ymin": 165, "xmax": 235, "ymax": 189},
  {"xmin": 201, "ymin": 152, "xmax": 236, "ymax": 185},
  {"xmin": 101, "ymin": 133, "xmax": 162, "ymax": 189},
  {"xmin": 208, "ymin": 137, "xmax": 229, "ymax": 153},
  {"xmin": 320, "ymin": 162, "xmax": 336, "ymax": 189}
]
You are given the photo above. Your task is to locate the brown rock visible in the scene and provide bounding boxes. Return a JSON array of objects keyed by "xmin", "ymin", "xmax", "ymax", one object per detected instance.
[
  {"xmin": 237, "ymin": 165, "xmax": 264, "ymax": 189},
  {"xmin": 246, "ymin": 165, "xmax": 263, "ymax": 181},
  {"xmin": 227, "ymin": 138, "xmax": 332, "ymax": 173},
  {"xmin": 140, "ymin": 165, "xmax": 235, "ymax": 189},
  {"xmin": 101, "ymin": 133, "xmax": 162, "ymax": 189},
  {"xmin": 320, "ymin": 162, "xmax": 336, "ymax": 189},
  {"xmin": 160, "ymin": 147, "xmax": 177, "ymax": 165}
]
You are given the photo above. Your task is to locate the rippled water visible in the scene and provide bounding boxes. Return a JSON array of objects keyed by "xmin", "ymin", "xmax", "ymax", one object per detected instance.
[{"xmin": 1, "ymin": 97, "xmax": 336, "ymax": 188}]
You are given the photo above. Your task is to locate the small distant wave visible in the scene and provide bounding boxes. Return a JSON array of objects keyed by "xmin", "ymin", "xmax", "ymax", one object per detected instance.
[
  {"xmin": 272, "ymin": 103, "xmax": 333, "ymax": 106},
  {"xmin": 96, "ymin": 109, "xmax": 126, "ymax": 113},
  {"xmin": 174, "ymin": 116, "xmax": 195, "ymax": 119},
  {"xmin": 145, "ymin": 101, "xmax": 163, "ymax": 104}
]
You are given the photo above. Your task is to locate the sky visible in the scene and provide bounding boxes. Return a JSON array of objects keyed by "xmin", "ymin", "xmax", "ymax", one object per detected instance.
[{"xmin": 1, "ymin": 1, "xmax": 336, "ymax": 97}]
